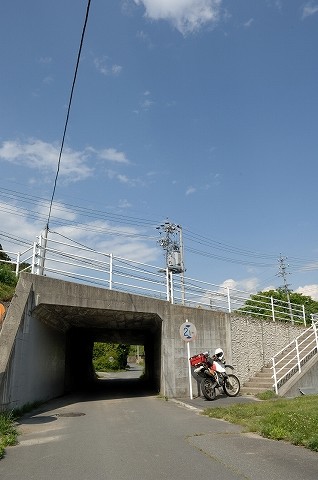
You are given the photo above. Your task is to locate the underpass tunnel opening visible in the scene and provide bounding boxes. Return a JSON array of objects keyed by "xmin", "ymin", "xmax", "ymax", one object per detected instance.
[{"xmin": 64, "ymin": 316, "xmax": 162, "ymax": 397}]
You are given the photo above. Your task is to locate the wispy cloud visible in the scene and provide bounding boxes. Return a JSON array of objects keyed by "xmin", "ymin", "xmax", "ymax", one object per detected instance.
[
  {"xmin": 97, "ymin": 148, "xmax": 131, "ymax": 164},
  {"xmin": 136, "ymin": 30, "xmax": 154, "ymax": 48},
  {"xmin": 302, "ymin": 2, "xmax": 318, "ymax": 19},
  {"xmin": 243, "ymin": 18, "xmax": 254, "ymax": 28},
  {"xmin": 94, "ymin": 56, "xmax": 123, "ymax": 76},
  {"xmin": 0, "ymin": 200, "xmax": 159, "ymax": 263},
  {"xmin": 0, "ymin": 140, "xmax": 135, "ymax": 183},
  {"xmin": 0, "ymin": 139, "xmax": 93, "ymax": 182},
  {"xmin": 186, "ymin": 186, "xmax": 196, "ymax": 195},
  {"xmin": 133, "ymin": 0, "xmax": 222, "ymax": 35},
  {"xmin": 106, "ymin": 169, "xmax": 143, "ymax": 187},
  {"xmin": 134, "ymin": 90, "xmax": 155, "ymax": 113}
]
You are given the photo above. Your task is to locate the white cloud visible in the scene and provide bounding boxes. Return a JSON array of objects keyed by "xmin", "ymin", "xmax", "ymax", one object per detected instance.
[
  {"xmin": 141, "ymin": 98, "xmax": 154, "ymax": 110},
  {"xmin": 243, "ymin": 18, "xmax": 254, "ymax": 28},
  {"xmin": 295, "ymin": 285, "xmax": 318, "ymax": 301},
  {"xmin": 94, "ymin": 56, "xmax": 123, "ymax": 76},
  {"xmin": 134, "ymin": 0, "xmax": 222, "ymax": 35},
  {"xmin": 105, "ymin": 169, "xmax": 143, "ymax": 187},
  {"xmin": 186, "ymin": 186, "xmax": 196, "ymax": 195},
  {"xmin": 0, "ymin": 199, "xmax": 159, "ymax": 265},
  {"xmin": 302, "ymin": 3, "xmax": 318, "ymax": 19},
  {"xmin": 0, "ymin": 139, "xmax": 93, "ymax": 182},
  {"xmin": 98, "ymin": 148, "xmax": 130, "ymax": 164},
  {"xmin": 220, "ymin": 277, "xmax": 260, "ymax": 293},
  {"xmin": 136, "ymin": 30, "xmax": 154, "ymax": 48},
  {"xmin": 0, "ymin": 202, "xmax": 43, "ymax": 246}
]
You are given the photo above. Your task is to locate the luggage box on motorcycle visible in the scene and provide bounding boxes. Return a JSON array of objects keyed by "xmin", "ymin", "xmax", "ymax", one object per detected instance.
[{"xmin": 189, "ymin": 353, "xmax": 206, "ymax": 366}]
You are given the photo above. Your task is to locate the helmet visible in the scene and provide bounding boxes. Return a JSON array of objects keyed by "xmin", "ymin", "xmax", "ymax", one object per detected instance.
[{"xmin": 215, "ymin": 348, "xmax": 224, "ymax": 359}]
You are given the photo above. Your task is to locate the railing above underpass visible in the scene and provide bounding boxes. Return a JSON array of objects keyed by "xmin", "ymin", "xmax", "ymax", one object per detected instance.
[{"xmin": 1, "ymin": 236, "xmax": 314, "ymax": 326}]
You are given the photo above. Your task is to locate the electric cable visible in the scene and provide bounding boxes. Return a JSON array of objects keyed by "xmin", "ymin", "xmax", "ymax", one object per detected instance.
[{"xmin": 46, "ymin": 0, "xmax": 92, "ymax": 229}]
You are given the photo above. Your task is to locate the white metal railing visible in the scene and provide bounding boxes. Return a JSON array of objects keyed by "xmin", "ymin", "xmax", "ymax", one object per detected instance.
[
  {"xmin": 272, "ymin": 319, "xmax": 318, "ymax": 394},
  {"xmin": 0, "ymin": 237, "xmax": 313, "ymax": 325}
]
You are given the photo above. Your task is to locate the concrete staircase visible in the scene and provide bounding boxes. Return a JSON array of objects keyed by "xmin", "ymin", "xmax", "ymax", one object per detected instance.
[
  {"xmin": 241, "ymin": 365, "xmax": 273, "ymax": 395},
  {"xmin": 241, "ymin": 321, "xmax": 318, "ymax": 396}
]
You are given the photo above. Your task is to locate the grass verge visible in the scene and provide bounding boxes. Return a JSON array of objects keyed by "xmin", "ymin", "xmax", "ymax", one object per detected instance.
[
  {"xmin": 202, "ymin": 394, "xmax": 318, "ymax": 452},
  {"xmin": 0, "ymin": 402, "xmax": 42, "ymax": 459},
  {"xmin": 0, "ymin": 411, "xmax": 18, "ymax": 459}
]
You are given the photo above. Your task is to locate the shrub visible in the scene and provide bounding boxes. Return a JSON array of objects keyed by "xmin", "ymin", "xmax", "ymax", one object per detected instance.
[
  {"xmin": 92, "ymin": 343, "xmax": 129, "ymax": 371},
  {"xmin": 0, "ymin": 264, "xmax": 17, "ymax": 287}
]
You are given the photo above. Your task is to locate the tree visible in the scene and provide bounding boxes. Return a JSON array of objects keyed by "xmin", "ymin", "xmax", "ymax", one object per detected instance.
[
  {"xmin": 237, "ymin": 289, "xmax": 318, "ymax": 324},
  {"xmin": 0, "ymin": 244, "xmax": 11, "ymax": 263},
  {"xmin": 92, "ymin": 343, "xmax": 130, "ymax": 371}
]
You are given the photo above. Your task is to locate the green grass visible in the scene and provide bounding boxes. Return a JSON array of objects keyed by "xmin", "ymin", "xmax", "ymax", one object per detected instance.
[
  {"xmin": 0, "ymin": 411, "xmax": 18, "ymax": 459},
  {"xmin": 0, "ymin": 402, "xmax": 42, "ymax": 459},
  {"xmin": 0, "ymin": 283, "xmax": 15, "ymax": 302},
  {"xmin": 202, "ymin": 394, "xmax": 318, "ymax": 452}
]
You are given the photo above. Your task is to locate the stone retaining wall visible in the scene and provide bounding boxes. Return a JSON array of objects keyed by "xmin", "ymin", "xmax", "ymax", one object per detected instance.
[{"xmin": 230, "ymin": 314, "xmax": 305, "ymax": 384}]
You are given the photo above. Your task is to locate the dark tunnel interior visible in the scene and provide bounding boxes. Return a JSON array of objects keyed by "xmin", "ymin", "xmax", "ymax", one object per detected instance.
[
  {"xmin": 64, "ymin": 323, "xmax": 162, "ymax": 398},
  {"xmin": 33, "ymin": 304, "xmax": 163, "ymax": 399}
]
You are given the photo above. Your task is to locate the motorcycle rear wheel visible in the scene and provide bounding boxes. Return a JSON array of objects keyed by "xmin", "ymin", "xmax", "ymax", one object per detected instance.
[
  {"xmin": 223, "ymin": 374, "xmax": 240, "ymax": 397},
  {"xmin": 201, "ymin": 378, "xmax": 216, "ymax": 401}
]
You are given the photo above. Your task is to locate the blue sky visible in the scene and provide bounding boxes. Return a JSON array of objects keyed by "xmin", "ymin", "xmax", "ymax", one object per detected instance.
[{"xmin": 1, "ymin": 0, "xmax": 318, "ymax": 298}]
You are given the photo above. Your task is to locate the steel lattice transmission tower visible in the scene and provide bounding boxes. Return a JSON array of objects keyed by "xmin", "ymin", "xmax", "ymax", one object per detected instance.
[{"xmin": 277, "ymin": 254, "xmax": 294, "ymax": 324}]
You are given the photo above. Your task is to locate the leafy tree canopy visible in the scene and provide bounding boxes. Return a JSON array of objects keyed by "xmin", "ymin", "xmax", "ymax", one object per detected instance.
[
  {"xmin": 237, "ymin": 288, "xmax": 318, "ymax": 323},
  {"xmin": 0, "ymin": 244, "xmax": 11, "ymax": 263},
  {"xmin": 92, "ymin": 343, "xmax": 130, "ymax": 371}
]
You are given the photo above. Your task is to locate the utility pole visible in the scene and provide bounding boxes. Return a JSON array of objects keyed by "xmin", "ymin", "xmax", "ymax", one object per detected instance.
[
  {"xmin": 156, "ymin": 221, "xmax": 185, "ymax": 304},
  {"xmin": 277, "ymin": 254, "xmax": 294, "ymax": 324}
]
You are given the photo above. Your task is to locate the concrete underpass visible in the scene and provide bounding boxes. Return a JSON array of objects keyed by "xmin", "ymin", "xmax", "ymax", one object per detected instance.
[{"xmin": 0, "ymin": 273, "xmax": 236, "ymax": 410}]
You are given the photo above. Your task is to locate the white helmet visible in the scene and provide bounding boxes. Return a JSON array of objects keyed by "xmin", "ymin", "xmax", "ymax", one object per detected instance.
[{"xmin": 215, "ymin": 348, "xmax": 224, "ymax": 359}]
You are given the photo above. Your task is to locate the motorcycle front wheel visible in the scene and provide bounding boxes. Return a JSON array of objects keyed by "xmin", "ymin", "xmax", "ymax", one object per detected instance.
[
  {"xmin": 223, "ymin": 374, "xmax": 240, "ymax": 397},
  {"xmin": 201, "ymin": 378, "xmax": 216, "ymax": 401}
]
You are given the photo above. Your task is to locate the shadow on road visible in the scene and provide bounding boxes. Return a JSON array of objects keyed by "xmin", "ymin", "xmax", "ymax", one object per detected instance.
[{"xmin": 18, "ymin": 364, "xmax": 157, "ymax": 421}]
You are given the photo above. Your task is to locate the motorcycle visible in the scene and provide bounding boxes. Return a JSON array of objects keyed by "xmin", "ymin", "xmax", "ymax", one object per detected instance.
[{"xmin": 189, "ymin": 350, "xmax": 240, "ymax": 401}]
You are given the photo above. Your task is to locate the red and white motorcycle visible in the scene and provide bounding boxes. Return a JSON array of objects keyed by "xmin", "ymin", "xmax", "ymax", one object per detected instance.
[{"xmin": 190, "ymin": 348, "xmax": 240, "ymax": 401}]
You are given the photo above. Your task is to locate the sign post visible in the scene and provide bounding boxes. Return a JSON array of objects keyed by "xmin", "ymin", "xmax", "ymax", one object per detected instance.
[{"xmin": 179, "ymin": 321, "xmax": 197, "ymax": 399}]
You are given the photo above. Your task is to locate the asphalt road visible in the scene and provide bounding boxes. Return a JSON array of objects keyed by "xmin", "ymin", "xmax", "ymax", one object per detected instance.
[{"xmin": 1, "ymin": 366, "xmax": 317, "ymax": 480}]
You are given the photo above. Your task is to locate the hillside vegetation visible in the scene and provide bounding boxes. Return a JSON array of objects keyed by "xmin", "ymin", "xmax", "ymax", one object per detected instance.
[{"xmin": 0, "ymin": 263, "xmax": 17, "ymax": 302}]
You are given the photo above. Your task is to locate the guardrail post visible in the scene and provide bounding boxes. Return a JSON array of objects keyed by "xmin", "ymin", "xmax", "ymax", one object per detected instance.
[
  {"xmin": 272, "ymin": 357, "xmax": 278, "ymax": 394},
  {"xmin": 165, "ymin": 268, "xmax": 170, "ymax": 302},
  {"xmin": 170, "ymin": 271, "xmax": 174, "ymax": 304},
  {"xmin": 109, "ymin": 253, "xmax": 113, "ymax": 290},
  {"xmin": 313, "ymin": 319, "xmax": 318, "ymax": 351},
  {"xmin": 15, "ymin": 252, "xmax": 20, "ymax": 276},
  {"xmin": 271, "ymin": 296, "xmax": 276, "ymax": 322},
  {"xmin": 227, "ymin": 287, "xmax": 231, "ymax": 313},
  {"xmin": 302, "ymin": 305, "xmax": 306, "ymax": 326},
  {"xmin": 31, "ymin": 242, "xmax": 37, "ymax": 274},
  {"xmin": 295, "ymin": 338, "xmax": 301, "ymax": 373}
]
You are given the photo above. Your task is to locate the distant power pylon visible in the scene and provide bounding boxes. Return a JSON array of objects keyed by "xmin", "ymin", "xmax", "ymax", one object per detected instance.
[{"xmin": 277, "ymin": 254, "xmax": 294, "ymax": 324}]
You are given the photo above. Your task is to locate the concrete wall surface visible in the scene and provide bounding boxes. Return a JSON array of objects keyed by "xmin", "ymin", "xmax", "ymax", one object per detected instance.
[{"xmin": 230, "ymin": 315, "xmax": 305, "ymax": 384}]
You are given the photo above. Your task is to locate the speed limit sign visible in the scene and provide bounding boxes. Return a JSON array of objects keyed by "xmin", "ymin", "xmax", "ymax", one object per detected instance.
[{"xmin": 180, "ymin": 321, "xmax": 197, "ymax": 342}]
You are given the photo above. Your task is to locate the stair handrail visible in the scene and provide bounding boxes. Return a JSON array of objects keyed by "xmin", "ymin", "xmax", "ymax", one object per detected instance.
[{"xmin": 272, "ymin": 322, "xmax": 318, "ymax": 394}]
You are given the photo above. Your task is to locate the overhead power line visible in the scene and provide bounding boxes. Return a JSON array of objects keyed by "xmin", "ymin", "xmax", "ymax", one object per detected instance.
[{"xmin": 46, "ymin": 0, "xmax": 92, "ymax": 229}]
